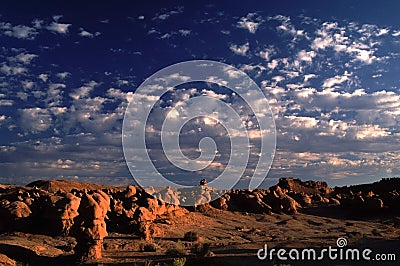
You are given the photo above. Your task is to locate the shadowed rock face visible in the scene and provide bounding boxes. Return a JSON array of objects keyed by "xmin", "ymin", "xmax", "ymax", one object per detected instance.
[{"xmin": 0, "ymin": 177, "xmax": 399, "ymax": 261}]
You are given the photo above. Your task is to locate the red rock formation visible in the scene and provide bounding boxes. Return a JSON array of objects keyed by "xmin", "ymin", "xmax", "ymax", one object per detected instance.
[{"xmin": 73, "ymin": 190, "xmax": 110, "ymax": 260}]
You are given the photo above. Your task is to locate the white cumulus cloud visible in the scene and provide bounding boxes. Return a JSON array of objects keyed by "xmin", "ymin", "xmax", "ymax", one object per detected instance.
[
  {"xmin": 229, "ymin": 42, "xmax": 249, "ymax": 56},
  {"xmin": 47, "ymin": 22, "xmax": 71, "ymax": 34},
  {"xmin": 237, "ymin": 13, "xmax": 263, "ymax": 34}
]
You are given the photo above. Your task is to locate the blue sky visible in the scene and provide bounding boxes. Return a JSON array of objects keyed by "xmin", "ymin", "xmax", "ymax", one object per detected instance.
[{"xmin": 0, "ymin": 1, "xmax": 399, "ymax": 187}]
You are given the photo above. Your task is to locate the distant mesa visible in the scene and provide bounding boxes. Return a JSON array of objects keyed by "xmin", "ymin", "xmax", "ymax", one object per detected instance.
[{"xmin": 26, "ymin": 179, "xmax": 109, "ymax": 193}]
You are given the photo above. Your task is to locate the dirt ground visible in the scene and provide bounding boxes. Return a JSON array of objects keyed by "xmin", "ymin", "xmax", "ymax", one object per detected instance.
[
  {"xmin": 99, "ymin": 208, "xmax": 400, "ymax": 265},
  {"xmin": 1, "ymin": 208, "xmax": 399, "ymax": 265}
]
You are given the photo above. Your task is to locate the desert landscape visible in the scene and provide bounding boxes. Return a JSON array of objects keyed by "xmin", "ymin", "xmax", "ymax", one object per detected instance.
[{"xmin": 0, "ymin": 177, "xmax": 399, "ymax": 265}]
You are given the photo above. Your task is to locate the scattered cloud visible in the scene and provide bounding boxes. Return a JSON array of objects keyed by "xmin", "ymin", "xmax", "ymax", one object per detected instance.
[
  {"xmin": 259, "ymin": 46, "xmax": 276, "ymax": 61},
  {"xmin": 0, "ymin": 22, "xmax": 38, "ymax": 40},
  {"xmin": 32, "ymin": 19, "xmax": 43, "ymax": 29},
  {"xmin": 0, "ymin": 64, "xmax": 27, "ymax": 75},
  {"xmin": 8, "ymin": 53, "xmax": 38, "ymax": 64},
  {"xmin": 52, "ymin": 15, "xmax": 63, "ymax": 22},
  {"xmin": 18, "ymin": 108, "xmax": 52, "ymax": 134},
  {"xmin": 392, "ymin": 30, "xmax": 400, "ymax": 37},
  {"xmin": 0, "ymin": 100, "xmax": 14, "ymax": 106},
  {"xmin": 56, "ymin": 72, "xmax": 70, "ymax": 79},
  {"xmin": 153, "ymin": 6, "xmax": 184, "ymax": 21},
  {"xmin": 322, "ymin": 72, "xmax": 351, "ymax": 88},
  {"xmin": 311, "ymin": 21, "xmax": 379, "ymax": 64},
  {"xmin": 38, "ymin": 74, "xmax": 49, "ymax": 82},
  {"xmin": 69, "ymin": 81, "xmax": 98, "ymax": 100},
  {"xmin": 237, "ymin": 12, "xmax": 263, "ymax": 34},
  {"xmin": 79, "ymin": 28, "xmax": 101, "ymax": 38},
  {"xmin": 229, "ymin": 42, "xmax": 250, "ymax": 56},
  {"xmin": 297, "ymin": 50, "xmax": 316, "ymax": 63},
  {"xmin": 47, "ymin": 22, "xmax": 71, "ymax": 34},
  {"xmin": 178, "ymin": 29, "xmax": 191, "ymax": 36},
  {"xmin": 353, "ymin": 124, "xmax": 390, "ymax": 140}
]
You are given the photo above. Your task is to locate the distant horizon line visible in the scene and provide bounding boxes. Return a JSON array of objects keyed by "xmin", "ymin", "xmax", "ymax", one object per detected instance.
[{"xmin": 1, "ymin": 175, "xmax": 398, "ymax": 190}]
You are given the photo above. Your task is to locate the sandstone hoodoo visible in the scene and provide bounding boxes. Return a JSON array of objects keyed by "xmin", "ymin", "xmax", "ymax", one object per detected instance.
[{"xmin": 73, "ymin": 190, "xmax": 110, "ymax": 260}]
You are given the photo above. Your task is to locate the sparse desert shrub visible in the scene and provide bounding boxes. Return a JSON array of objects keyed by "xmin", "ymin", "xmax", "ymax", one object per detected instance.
[
  {"xmin": 191, "ymin": 242, "xmax": 211, "ymax": 257},
  {"xmin": 346, "ymin": 231, "xmax": 361, "ymax": 239},
  {"xmin": 371, "ymin": 228, "xmax": 382, "ymax": 236},
  {"xmin": 166, "ymin": 241, "xmax": 187, "ymax": 256},
  {"xmin": 172, "ymin": 257, "xmax": 186, "ymax": 266},
  {"xmin": 183, "ymin": 231, "xmax": 199, "ymax": 242},
  {"xmin": 141, "ymin": 242, "xmax": 158, "ymax": 252},
  {"xmin": 16, "ymin": 262, "xmax": 30, "ymax": 266}
]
